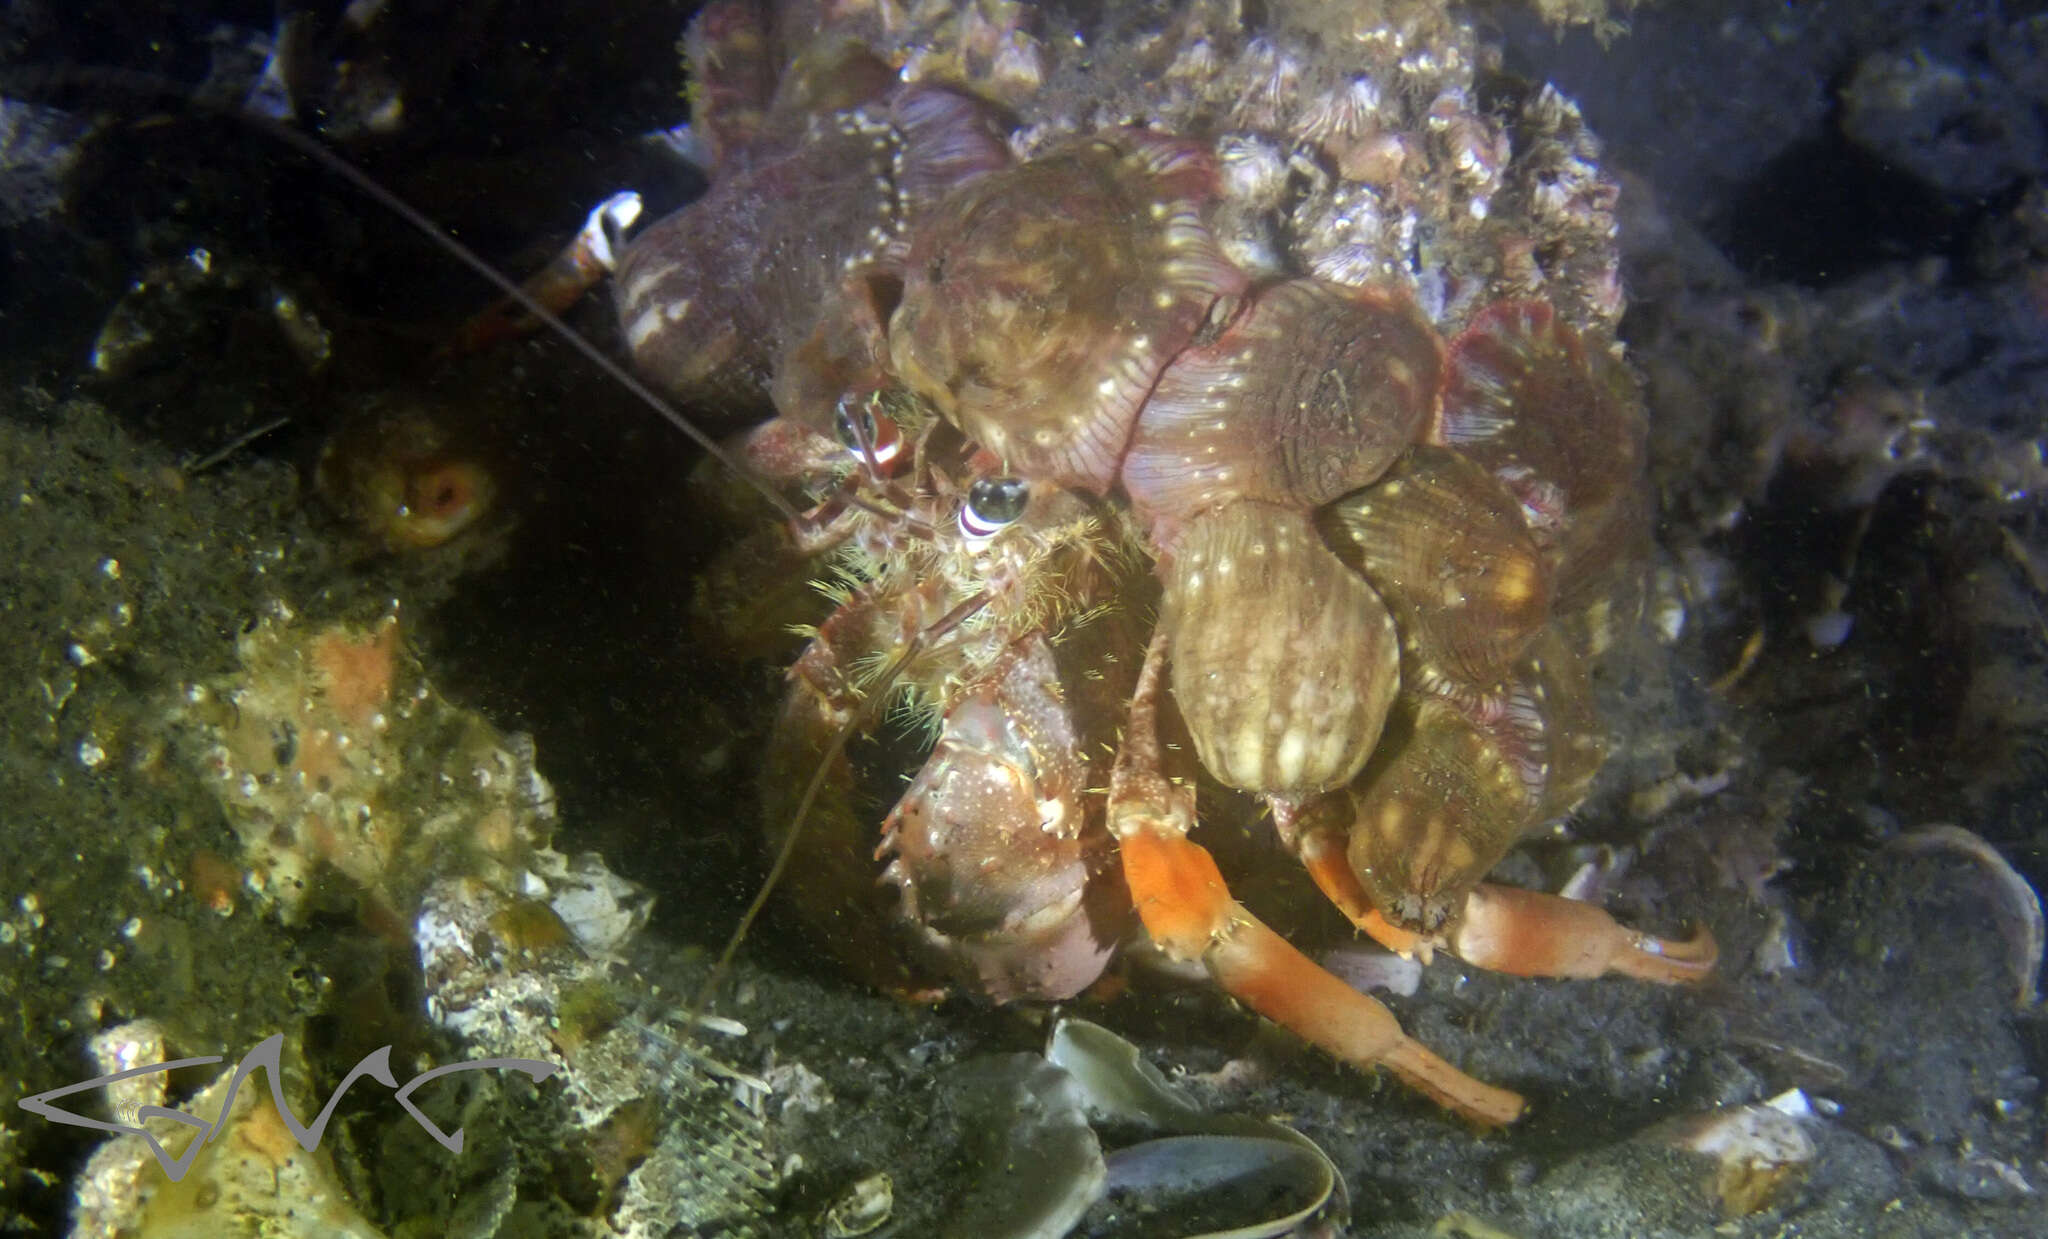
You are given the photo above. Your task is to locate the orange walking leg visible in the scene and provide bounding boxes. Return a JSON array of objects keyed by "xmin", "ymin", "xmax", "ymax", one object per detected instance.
[
  {"xmin": 1112, "ymin": 632, "xmax": 1524, "ymax": 1126},
  {"xmin": 1297, "ymin": 824, "xmax": 1432, "ymax": 959},
  {"xmin": 1117, "ymin": 825, "xmax": 1524, "ymax": 1126}
]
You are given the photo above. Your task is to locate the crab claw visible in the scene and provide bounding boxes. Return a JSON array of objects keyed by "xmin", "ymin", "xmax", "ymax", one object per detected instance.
[
  {"xmin": 879, "ymin": 636, "xmax": 1131, "ymax": 1004},
  {"xmin": 1444, "ymin": 884, "xmax": 1718, "ymax": 984},
  {"xmin": 1112, "ymin": 630, "xmax": 1525, "ymax": 1127},
  {"xmin": 1295, "ymin": 825, "xmax": 1716, "ymax": 986}
]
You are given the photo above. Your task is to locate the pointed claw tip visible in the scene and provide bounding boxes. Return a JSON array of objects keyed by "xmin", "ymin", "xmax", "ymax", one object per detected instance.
[{"xmin": 1629, "ymin": 921, "xmax": 1719, "ymax": 983}]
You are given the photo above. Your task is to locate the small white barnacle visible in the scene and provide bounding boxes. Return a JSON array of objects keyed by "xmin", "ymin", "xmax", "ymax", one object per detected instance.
[{"xmin": 1300, "ymin": 76, "xmax": 1384, "ymax": 145}]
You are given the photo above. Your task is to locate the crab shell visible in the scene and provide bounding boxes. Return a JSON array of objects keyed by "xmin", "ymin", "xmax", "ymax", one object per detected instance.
[
  {"xmin": 875, "ymin": 126, "xmax": 1645, "ymax": 929},
  {"xmin": 621, "ymin": 2, "xmax": 1677, "ymax": 1081}
]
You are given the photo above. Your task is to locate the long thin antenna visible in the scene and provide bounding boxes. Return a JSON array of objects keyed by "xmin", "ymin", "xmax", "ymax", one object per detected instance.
[
  {"xmin": 685, "ymin": 693, "xmax": 872, "ymax": 1025},
  {"xmin": 183, "ymin": 414, "xmax": 292, "ymax": 473},
  {"xmin": 2, "ymin": 63, "xmax": 802, "ymax": 522},
  {"xmin": 681, "ymin": 587, "xmax": 993, "ymax": 1025}
]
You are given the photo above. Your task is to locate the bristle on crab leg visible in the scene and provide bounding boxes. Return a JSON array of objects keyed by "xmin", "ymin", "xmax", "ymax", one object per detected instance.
[
  {"xmin": 1111, "ymin": 632, "xmax": 1524, "ymax": 1127},
  {"xmin": 1296, "ymin": 825, "xmax": 1716, "ymax": 985}
]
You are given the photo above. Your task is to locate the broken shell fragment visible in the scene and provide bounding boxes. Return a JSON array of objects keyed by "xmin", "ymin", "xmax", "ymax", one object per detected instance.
[
  {"xmin": 1320, "ymin": 943, "xmax": 1424, "ymax": 996},
  {"xmin": 1889, "ymin": 823, "xmax": 2045, "ymax": 1007},
  {"xmin": 1045, "ymin": 1018, "xmax": 1345, "ymax": 1237},
  {"xmin": 941, "ymin": 1054, "xmax": 1104, "ymax": 1239},
  {"xmin": 822, "ymin": 1171, "xmax": 895, "ymax": 1237},
  {"xmin": 1046, "ymin": 1016, "xmax": 1209, "ymax": 1131},
  {"xmin": 1641, "ymin": 1101, "xmax": 1817, "ymax": 1217},
  {"xmin": 942, "ymin": 1020, "xmax": 1344, "ymax": 1237},
  {"xmin": 1103, "ymin": 1135, "xmax": 1336, "ymax": 1239},
  {"xmin": 414, "ymin": 872, "xmax": 777, "ymax": 1233}
]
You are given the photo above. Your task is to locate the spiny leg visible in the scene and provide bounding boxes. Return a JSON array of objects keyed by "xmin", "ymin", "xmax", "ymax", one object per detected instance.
[{"xmin": 1111, "ymin": 630, "xmax": 1525, "ymax": 1126}]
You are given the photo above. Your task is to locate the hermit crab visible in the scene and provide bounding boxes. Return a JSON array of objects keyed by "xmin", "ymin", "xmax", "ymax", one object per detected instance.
[{"xmin": 511, "ymin": 0, "xmax": 1716, "ymax": 1126}]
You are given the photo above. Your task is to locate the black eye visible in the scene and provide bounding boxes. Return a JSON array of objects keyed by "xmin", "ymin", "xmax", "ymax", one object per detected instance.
[
  {"xmin": 960, "ymin": 476, "xmax": 1029, "ymax": 542},
  {"xmin": 832, "ymin": 394, "xmax": 904, "ymax": 468},
  {"xmin": 833, "ymin": 396, "xmax": 877, "ymax": 449}
]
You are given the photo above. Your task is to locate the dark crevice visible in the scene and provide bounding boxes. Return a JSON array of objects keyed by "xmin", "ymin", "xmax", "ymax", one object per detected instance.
[{"xmin": 1709, "ymin": 130, "xmax": 1971, "ymax": 286}]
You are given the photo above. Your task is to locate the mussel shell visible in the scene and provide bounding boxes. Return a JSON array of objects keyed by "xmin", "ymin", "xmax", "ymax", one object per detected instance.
[
  {"xmin": 1125, "ymin": 278, "xmax": 1440, "ymax": 528},
  {"xmin": 1163, "ymin": 502, "xmax": 1399, "ymax": 796},
  {"xmin": 1319, "ymin": 444, "xmax": 1550, "ymax": 690}
]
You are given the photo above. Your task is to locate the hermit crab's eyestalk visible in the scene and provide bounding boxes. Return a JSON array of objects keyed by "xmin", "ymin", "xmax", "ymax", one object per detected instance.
[
  {"xmin": 959, "ymin": 476, "xmax": 1031, "ymax": 545},
  {"xmin": 833, "ymin": 394, "xmax": 904, "ymax": 471}
]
